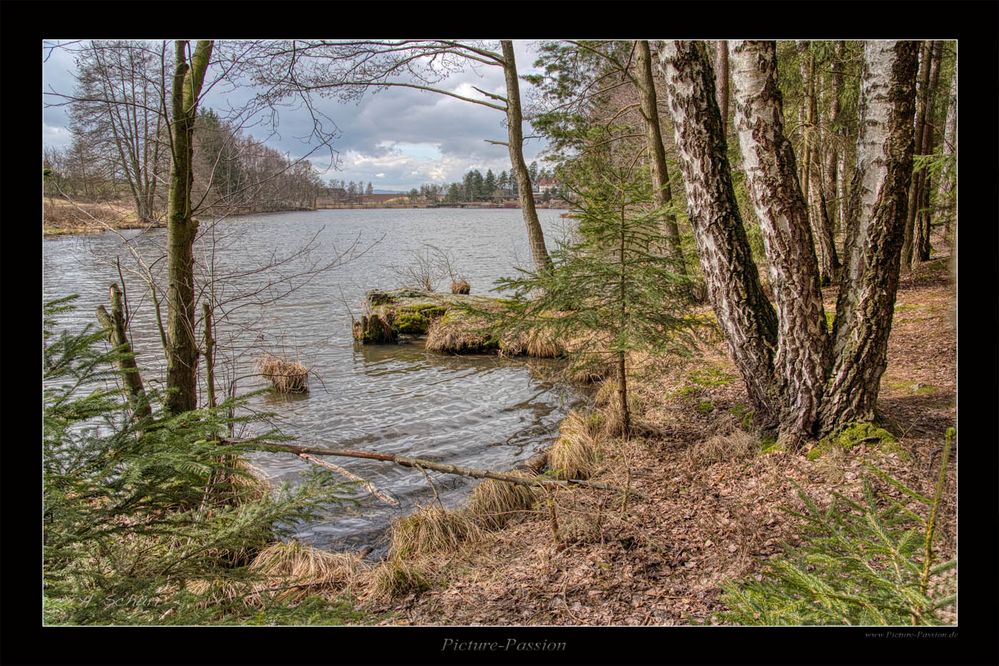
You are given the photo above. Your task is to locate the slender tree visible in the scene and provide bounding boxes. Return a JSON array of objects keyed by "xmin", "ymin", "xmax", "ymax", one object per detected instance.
[
  {"xmin": 165, "ymin": 39, "xmax": 213, "ymax": 415},
  {"xmin": 659, "ymin": 40, "xmax": 919, "ymax": 441},
  {"xmin": 715, "ymin": 40, "xmax": 730, "ymax": 137}
]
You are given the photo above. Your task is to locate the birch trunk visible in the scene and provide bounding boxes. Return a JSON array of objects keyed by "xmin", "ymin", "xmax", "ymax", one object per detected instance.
[
  {"xmin": 657, "ymin": 40, "xmax": 779, "ymax": 426},
  {"xmin": 819, "ymin": 40, "xmax": 919, "ymax": 431},
  {"xmin": 730, "ymin": 40, "xmax": 831, "ymax": 444},
  {"xmin": 634, "ymin": 40, "xmax": 688, "ymax": 280}
]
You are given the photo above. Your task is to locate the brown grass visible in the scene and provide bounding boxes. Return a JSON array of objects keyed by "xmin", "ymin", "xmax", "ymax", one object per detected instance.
[
  {"xmin": 249, "ymin": 540, "xmax": 367, "ymax": 601},
  {"xmin": 467, "ymin": 474, "xmax": 538, "ymax": 530},
  {"xmin": 388, "ymin": 505, "xmax": 482, "ymax": 559},
  {"xmin": 500, "ymin": 326, "xmax": 565, "ymax": 359},
  {"xmin": 256, "ymin": 354, "xmax": 309, "ymax": 393},
  {"xmin": 42, "ymin": 198, "xmax": 147, "ymax": 234},
  {"xmin": 547, "ymin": 409, "xmax": 601, "ymax": 480},
  {"xmin": 682, "ymin": 428, "xmax": 757, "ymax": 468},
  {"xmin": 450, "ymin": 279, "xmax": 471, "ymax": 294},
  {"xmin": 425, "ymin": 313, "xmax": 497, "ymax": 354},
  {"xmin": 365, "ymin": 556, "xmax": 432, "ymax": 601}
]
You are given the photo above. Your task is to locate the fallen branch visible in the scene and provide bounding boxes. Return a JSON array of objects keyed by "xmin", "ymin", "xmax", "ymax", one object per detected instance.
[
  {"xmin": 258, "ymin": 442, "xmax": 640, "ymax": 497},
  {"xmin": 297, "ymin": 453, "xmax": 400, "ymax": 507}
]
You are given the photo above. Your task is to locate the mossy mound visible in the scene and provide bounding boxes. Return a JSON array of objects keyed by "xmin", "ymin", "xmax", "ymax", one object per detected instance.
[
  {"xmin": 807, "ymin": 422, "xmax": 901, "ymax": 461},
  {"xmin": 352, "ymin": 289, "xmax": 497, "ymax": 345},
  {"xmin": 425, "ymin": 311, "xmax": 501, "ymax": 354}
]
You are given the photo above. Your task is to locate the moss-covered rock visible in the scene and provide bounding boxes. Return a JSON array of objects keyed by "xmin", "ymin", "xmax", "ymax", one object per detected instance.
[{"xmin": 807, "ymin": 422, "xmax": 901, "ymax": 461}]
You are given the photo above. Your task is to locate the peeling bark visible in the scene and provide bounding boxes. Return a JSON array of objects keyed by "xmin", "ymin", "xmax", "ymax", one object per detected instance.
[
  {"xmin": 730, "ymin": 40, "xmax": 830, "ymax": 444},
  {"xmin": 634, "ymin": 40, "xmax": 688, "ymax": 281},
  {"xmin": 657, "ymin": 40, "xmax": 779, "ymax": 426},
  {"xmin": 820, "ymin": 41, "xmax": 919, "ymax": 431}
]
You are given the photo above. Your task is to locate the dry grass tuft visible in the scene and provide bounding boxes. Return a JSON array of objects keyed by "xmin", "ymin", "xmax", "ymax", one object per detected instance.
[
  {"xmin": 548, "ymin": 409, "xmax": 601, "ymax": 480},
  {"xmin": 682, "ymin": 428, "xmax": 757, "ymax": 468},
  {"xmin": 500, "ymin": 326, "xmax": 565, "ymax": 359},
  {"xmin": 564, "ymin": 356, "xmax": 612, "ymax": 384},
  {"xmin": 450, "ymin": 279, "xmax": 471, "ymax": 294},
  {"xmin": 425, "ymin": 313, "xmax": 497, "ymax": 354},
  {"xmin": 365, "ymin": 556, "xmax": 432, "ymax": 600},
  {"xmin": 249, "ymin": 541, "xmax": 367, "ymax": 601},
  {"xmin": 257, "ymin": 354, "xmax": 309, "ymax": 393},
  {"xmin": 186, "ymin": 577, "xmax": 257, "ymax": 608},
  {"xmin": 388, "ymin": 505, "xmax": 481, "ymax": 559},
  {"xmin": 467, "ymin": 474, "xmax": 538, "ymax": 529}
]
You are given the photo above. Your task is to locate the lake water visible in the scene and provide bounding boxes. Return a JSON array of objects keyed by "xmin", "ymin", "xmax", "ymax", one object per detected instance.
[{"xmin": 42, "ymin": 207, "xmax": 579, "ymax": 555}]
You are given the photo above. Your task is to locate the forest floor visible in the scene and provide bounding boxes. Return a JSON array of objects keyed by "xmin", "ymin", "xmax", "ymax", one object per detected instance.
[{"xmin": 366, "ymin": 257, "xmax": 956, "ymax": 626}]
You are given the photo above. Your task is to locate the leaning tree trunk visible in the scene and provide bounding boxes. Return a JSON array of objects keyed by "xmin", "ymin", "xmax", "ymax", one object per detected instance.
[
  {"xmin": 634, "ymin": 40, "xmax": 688, "ymax": 282},
  {"xmin": 819, "ymin": 41, "xmax": 919, "ymax": 432},
  {"xmin": 730, "ymin": 41, "xmax": 831, "ymax": 446},
  {"xmin": 657, "ymin": 40, "xmax": 779, "ymax": 427},
  {"xmin": 165, "ymin": 39, "xmax": 213, "ymax": 415},
  {"xmin": 501, "ymin": 40, "xmax": 552, "ymax": 273}
]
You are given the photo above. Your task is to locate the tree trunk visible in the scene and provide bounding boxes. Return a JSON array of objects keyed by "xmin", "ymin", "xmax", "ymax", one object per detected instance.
[
  {"xmin": 730, "ymin": 41, "xmax": 831, "ymax": 445},
  {"xmin": 715, "ymin": 41, "xmax": 729, "ymax": 137},
  {"xmin": 96, "ymin": 283, "xmax": 151, "ymax": 421},
  {"xmin": 634, "ymin": 40, "xmax": 688, "ymax": 281},
  {"xmin": 819, "ymin": 40, "xmax": 919, "ymax": 431},
  {"xmin": 824, "ymin": 42, "xmax": 846, "ymax": 232},
  {"xmin": 165, "ymin": 40, "xmax": 213, "ymax": 415},
  {"xmin": 797, "ymin": 41, "xmax": 840, "ymax": 285},
  {"xmin": 916, "ymin": 41, "xmax": 943, "ymax": 263},
  {"xmin": 937, "ymin": 71, "xmax": 956, "ymax": 248},
  {"xmin": 501, "ymin": 40, "xmax": 552, "ymax": 273},
  {"xmin": 657, "ymin": 40, "xmax": 779, "ymax": 427},
  {"xmin": 901, "ymin": 41, "xmax": 933, "ymax": 271}
]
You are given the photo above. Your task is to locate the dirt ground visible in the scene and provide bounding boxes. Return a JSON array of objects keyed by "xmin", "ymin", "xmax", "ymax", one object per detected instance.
[{"xmin": 367, "ymin": 258, "xmax": 956, "ymax": 626}]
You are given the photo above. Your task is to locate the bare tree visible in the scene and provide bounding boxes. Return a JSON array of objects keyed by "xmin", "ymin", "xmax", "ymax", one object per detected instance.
[
  {"xmin": 231, "ymin": 39, "xmax": 553, "ymax": 272},
  {"xmin": 67, "ymin": 40, "xmax": 169, "ymax": 222}
]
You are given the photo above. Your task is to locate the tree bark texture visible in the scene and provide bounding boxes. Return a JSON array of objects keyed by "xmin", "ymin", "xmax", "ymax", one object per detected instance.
[
  {"xmin": 820, "ymin": 40, "xmax": 919, "ymax": 431},
  {"xmin": 657, "ymin": 40, "xmax": 779, "ymax": 426},
  {"xmin": 937, "ymin": 71, "xmax": 956, "ymax": 243},
  {"xmin": 165, "ymin": 40, "xmax": 213, "ymax": 415},
  {"xmin": 634, "ymin": 40, "xmax": 688, "ymax": 279},
  {"xmin": 501, "ymin": 40, "xmax": 552, "ymax": 273},
  {"xmin": 730, "ymin": 41, "xmax": 831, "ymax": 444}
]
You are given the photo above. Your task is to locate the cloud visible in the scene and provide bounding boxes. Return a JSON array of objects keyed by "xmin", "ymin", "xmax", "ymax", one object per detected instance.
[{"xmin": 41, "ymin": 39, "xmax": 550, "ymax": 189}]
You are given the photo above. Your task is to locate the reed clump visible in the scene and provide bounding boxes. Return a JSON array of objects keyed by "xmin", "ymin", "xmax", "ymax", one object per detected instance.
[
  {"xmin": 548, "ymin": 409, "xmax": 601, "ymax": 480},
  {"xmin": 257, "ymin": 354, "xmax": 309, "ymax": 393},
  {"xmin": 388, "ymin": 504, "xmax": 481, "ymax": 559},
  {"xmin": 467, "ymin": 473, "xmax": 539, "ymax": 529}
]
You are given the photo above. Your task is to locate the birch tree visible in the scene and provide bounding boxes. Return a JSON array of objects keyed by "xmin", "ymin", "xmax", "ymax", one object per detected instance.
[{"xmin": 658, "ymin": 40, "xmax": 919, "ymax": 443}]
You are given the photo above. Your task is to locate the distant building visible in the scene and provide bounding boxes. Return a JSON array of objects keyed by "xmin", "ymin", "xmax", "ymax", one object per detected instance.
[{"xmin": 537, "ymin": 177, "xmax": 559, "ymax": 195}]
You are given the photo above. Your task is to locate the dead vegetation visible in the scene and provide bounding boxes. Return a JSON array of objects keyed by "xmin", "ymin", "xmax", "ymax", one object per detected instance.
[
  {"xmin": 365, "ymin": 262, "xmax": 955, "ymax": 625},
  {"xmin": 256, "ymin": 354, "xmax": 309, "ymax": 393},
  {"xmin": 548, "ymin": 410, "xmax": 602, "ymax": 480}
]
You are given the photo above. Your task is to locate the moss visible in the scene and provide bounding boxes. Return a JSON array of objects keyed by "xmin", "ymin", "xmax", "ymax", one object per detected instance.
[
  {"xmin": 808, "ymin": 422, "xmax": 899, "ymax": 461},
  {"xmin": 885, "ymin": 380, "xmax": 938, "ymax": 396},
  {"xmin": 696, "ymin": 399, "xmax": 715, "ymax": 415},
  {"xmin": 399, "ymin": 304, "xmax": 447, "ymax": 319},
  {"xmin": 392, "ymin": 312, "xmax": 429, "ymax": 334},
  {"xmin": 825, "ymin": 310, "xmax": 835, "ymax": 332},
  {"xmin": 759, "ymin": 437, "xmax": 784, "ymax": 455},
  {"xmin": 893, "ymin": 303, "xmax": 920, "ymax": 314},
  {"xmin": 367, "ymin": 290, "xmax": 397, "ymax": 306},
  {"xmin": 688, "ymin": 366, "xmax": 735, "ymax": 388},
  {"xmin": 728, "ymin": 403, "xmax": 754, "ymax": 430}
]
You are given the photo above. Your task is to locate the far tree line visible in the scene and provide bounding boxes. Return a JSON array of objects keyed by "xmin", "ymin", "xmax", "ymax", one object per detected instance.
[{"xmin": 323, "ymin": 162, "xmax": 561, "ymax": 205}]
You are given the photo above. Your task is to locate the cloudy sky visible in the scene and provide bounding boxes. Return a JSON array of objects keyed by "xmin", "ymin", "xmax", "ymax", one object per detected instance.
[{"xmin": 42, "ymin": 40, "xmax": 549, "ymax": 192}]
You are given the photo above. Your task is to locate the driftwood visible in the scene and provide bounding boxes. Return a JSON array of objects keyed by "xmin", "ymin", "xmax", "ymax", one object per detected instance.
[
  {"xmin": 96, "ymin": 283, "xmax": 151, "ymax": 420},
  {"xmin": 260, "ymin": 442, "xmax": 639, "ymax": 497},
  {"xmin": 297, "ymin": 453, "xmax": 400, "ymax": 507}
]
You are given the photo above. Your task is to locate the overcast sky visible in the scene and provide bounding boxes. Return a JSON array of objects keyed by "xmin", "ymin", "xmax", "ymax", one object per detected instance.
[{"xmin": 42, "ymin": 40, "xmax": 549, "ymax": 192}]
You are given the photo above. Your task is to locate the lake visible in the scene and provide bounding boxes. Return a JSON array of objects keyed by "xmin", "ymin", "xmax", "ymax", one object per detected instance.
[{"xmin": 42, "ymin": 207, "xmax": 580, "ymax": 555}]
